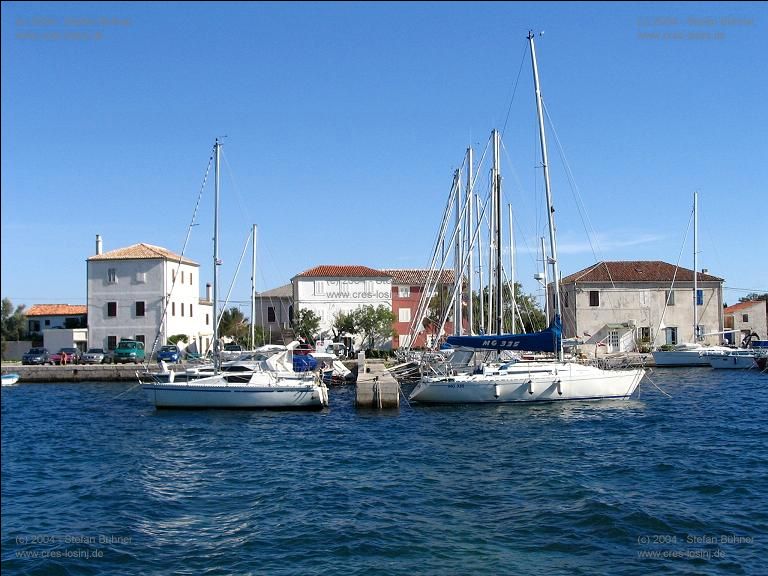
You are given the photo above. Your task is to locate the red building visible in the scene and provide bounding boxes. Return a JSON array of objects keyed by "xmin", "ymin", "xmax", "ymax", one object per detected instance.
[{"xmin": 383, "ymin": 269, "xmax": 468, "ymax": 349}]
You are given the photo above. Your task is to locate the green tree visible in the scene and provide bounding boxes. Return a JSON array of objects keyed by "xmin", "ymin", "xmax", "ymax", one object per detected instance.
[
  {"xmin": 168, "ymin": 334, "xmax": 189, "ymax": 345},
  {"xmin": 293, "ymin": 308, "xmax": 320, "ymax": 341},
  {"xmin": 218, "ymin": 307, "xmax": 250, "ymax": 344},
  {"xmin": 331, "ymin": 311, "xmax": 356, "ymax": 340},
  {"xmin": 1, "ymin": 297, "xmax": 26, "ymax": 341},
  {"xmin": 470, "ymin": 282, "xmax": 546, "ymax": 335},
  {"xmin": 739, "ymin": 293, "xmax": 768, "ymax": 303},
  {"xmin": 351, "ymin": 305, "xmax": 395, "ymax": 350}
]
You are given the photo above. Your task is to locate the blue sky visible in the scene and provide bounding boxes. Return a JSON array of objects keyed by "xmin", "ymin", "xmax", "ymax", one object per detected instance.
[{"xmin": 2, "ymin": 1, "xmax": 766, "ymax": 314}]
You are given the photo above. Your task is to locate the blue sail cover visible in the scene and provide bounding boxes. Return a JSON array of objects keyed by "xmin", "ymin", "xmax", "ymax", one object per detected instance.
[{"xmin": 445, "ymin": 315, "xmax": 562, "ymax": 352}]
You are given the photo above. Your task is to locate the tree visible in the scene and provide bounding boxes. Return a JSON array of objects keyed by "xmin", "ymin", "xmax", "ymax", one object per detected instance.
[
  {"xmin": 293, "ymin": 308, "xmax": 320, "ymax": 342},
  {"xmin": 331, "ymin": 311, "xmax": 356, "ymax": 340},
  {"xmin": 1, "ymin": 298, "xmax": 26, "ymax": 341},
  {"xmin": 351, "ymin": 305, "xmax": 395, "ymax": 350},
  {"xmin": 168, "ymin": 334, "xmax": 189, "ymax": 345},
  {"xmin": 218, "ymin": 307, "xmax": 250, "ymax": 344},
  {"xmin": 739, "ymin": 293, "xmax": 768, "ymax": 303},
  {"xmin": 470, "ymin": 282, "xmax": 546, "ymax": 335}
]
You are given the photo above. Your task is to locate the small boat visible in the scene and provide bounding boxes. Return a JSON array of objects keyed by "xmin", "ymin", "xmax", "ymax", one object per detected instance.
[
  {"xmin": 702, "ymin": 348, "xmax": 758, "ymax": 370},
  {"xmin": 2, "ymin": 373, "xmax": 20, "ymax": 386}
]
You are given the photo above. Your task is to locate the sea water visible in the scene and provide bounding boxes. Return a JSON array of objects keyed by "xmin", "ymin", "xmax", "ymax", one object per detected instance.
[{"xmin": 2, "ymin": 368, "xmax": 766, "ymax": 575}]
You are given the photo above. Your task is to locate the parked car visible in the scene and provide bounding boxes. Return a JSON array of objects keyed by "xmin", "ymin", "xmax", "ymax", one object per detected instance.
[
  {"xmin": 50, "ymin": 347, "xmax": 82, "ymax": 365},
  {"xmin": 113, "ymin": 340, "xmax": 146, "ymax": 364},
  {"xmin": 81, "ymin": 348, "xmax": 107, "ymax": 364},
  {"xmin": 22, "ymin": 347, "xmax": 52, "ymax": 365},
  {"xmin": 157, "ymin": 345, "xmax": 181, "ymax": 363}
]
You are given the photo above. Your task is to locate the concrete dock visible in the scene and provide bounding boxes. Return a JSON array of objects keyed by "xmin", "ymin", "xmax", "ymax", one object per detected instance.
[
  {"xmin": 355, "ymin": 357, "xmax": 400, "ymax": 409},
  {"xmin": 2, "ymin": 364, "xmax": 150, "ymax": 382}
]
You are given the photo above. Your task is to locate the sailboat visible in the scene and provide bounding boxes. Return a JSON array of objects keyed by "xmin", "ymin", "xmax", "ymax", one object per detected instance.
[
  {"xmin": 651, "ymin": 192, "xmax": 731, "ymax": 367},
  {"xmin": 142, "ymin": 139, "xmax": 329, "ymax": 409},
  {"xmin": 409, "ymin": 32, "xmax": 645, "ymax": 404}
]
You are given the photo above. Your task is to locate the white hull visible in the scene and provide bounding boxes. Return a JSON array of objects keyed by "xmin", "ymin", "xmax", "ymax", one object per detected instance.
[
  {"xmin": 706, "ymin": 354, "xmax": 757, "ymax": 370},
  {"xmin": 143, "ymin": 374, "xmax": 328, "ymax": 409},
  {"xmin": 652, "ymin": 346, "xmax": 732, "ymax": 367},
  {"xmin": 409, "ymin": 362, "xmax": 644, "ymax": 404},
  {"xmin": 2, "ymin": 373, "xmax": 20, "ymax": 386}
]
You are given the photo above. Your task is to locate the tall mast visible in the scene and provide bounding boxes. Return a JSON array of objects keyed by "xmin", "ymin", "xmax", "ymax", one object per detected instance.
[
  {"xmin": 493, "ymin": 130, "xmax": 503, "ymax": 335},
  {"xmin": 508, "ymin": 203, "xmax": 515, "ymax": 333},
  {"xmin": 476, "ymin": 194, "xmax": 484, "ymax": 334},
  {"xmin": 250, "ymin": 223, "xmax": 258, "ymax": 350},
  {"xmin": 213, "ymin": 138, "xmax": 221, "ymax": 373},
  {"xmin": 528, "ymin": 31, "xmax": 562, "ymax": 361},
  {"xmin": 466, "ymin": 147, "xmax": 474, "ymax": 335},
  {"xmin": 693, "ymin": 191, "xmax": 699, "ymax": 341},
  {"xmin": 454, "ymin": 168, "xmax": 463, "ymax": 336},
  {"xmin": 540, "ymin": 236, "xmax": 549, "ymax": 322}
]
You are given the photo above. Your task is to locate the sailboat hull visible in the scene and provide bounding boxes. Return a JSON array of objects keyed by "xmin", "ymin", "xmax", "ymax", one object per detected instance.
[
  {"xmin": 409, "ymin": 363, "xmax": 644, "ymax": 404},
  {"xmin": 143, "ymin": 376, "xmax": 328, "ymax": 409}
]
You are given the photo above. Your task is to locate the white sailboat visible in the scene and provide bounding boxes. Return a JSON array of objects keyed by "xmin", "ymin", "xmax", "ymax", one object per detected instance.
[
  {"xmin": 409, "ymin": 32, "xmax": 645, "ymax": 404},
  {"xmin": 651, "ymin": 192, "xmax": 731, "ymax": 367},
  {"xmin": 142, "ymin": 139, "xmax": 328, "ymax": 409}
]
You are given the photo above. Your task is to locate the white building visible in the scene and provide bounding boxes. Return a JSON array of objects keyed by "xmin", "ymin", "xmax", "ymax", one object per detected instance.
[
  {"xmin": 87, "ymin": 235, "xmax": 213, "ymax": 355},
  {"xmin": 556, "ymin": 261, "xmax": 724, "ymax": 353},
  {"xmin": 292, "ymin": 265, "xmax": 392, "ymax": 348},
  {"xmin": 724, "ymin": 300, "xmax": 768, "ymax": 345}
]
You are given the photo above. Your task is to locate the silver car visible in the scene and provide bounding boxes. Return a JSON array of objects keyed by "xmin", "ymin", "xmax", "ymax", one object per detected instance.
[{"xmin": 81, "ymin": 348, "xmax": 107, "ymax": 364}]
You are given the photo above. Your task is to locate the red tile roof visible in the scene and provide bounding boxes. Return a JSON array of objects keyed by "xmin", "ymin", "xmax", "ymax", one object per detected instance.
[
  {"xmin": 88, "ymin": 243, "xmax": 198, "ymax": 266},
  {"xmin": 724, "ymin": 300, "xmax": 765, "ymax": 314},
  {"xmin": 26, "ymin": 304, "xmax": 87, "ymax": 317},
  {"xmin": 293, "ymin": 265, "xmax": 390, "ymax": 279},
  {"xmin": 383, "ymin": 269, "xmax": 457, "ymax": 285},
  {"xmin": 561, "ymin": 261, "xmax": 723, "ymax": 284}
]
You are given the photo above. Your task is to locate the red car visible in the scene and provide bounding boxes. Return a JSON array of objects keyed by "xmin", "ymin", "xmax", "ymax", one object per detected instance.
[{"xmin": 50, "ymin": 347, "xmax": 81, "ymax": 365}]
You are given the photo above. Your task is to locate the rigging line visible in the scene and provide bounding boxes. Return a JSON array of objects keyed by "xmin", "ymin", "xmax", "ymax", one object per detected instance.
[
  {"xmin": 215, "ymin": 228, "xmax": 254, "ymax": 336},
  {"xmin": 654, "ymin": 207, "xmax": 695, "ymax": 341},
  {"xmin": 542, "ymin": 101, "xmax": 620, "ymax": 291},
  {"xmin": 500, "ymin": 42, "xmax": 529, "ymax": 140},
  {"xmin": 221, "ymin": 148, "xmax": 255, "ymax": 232},
  {"xmin": 147, "ymin": 148, "xmax": 214, "ymax": 365}
]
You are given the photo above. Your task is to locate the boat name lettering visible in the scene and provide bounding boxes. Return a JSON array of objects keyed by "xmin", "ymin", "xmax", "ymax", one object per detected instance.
[{"xmin": 481, "ymin": 339, "xmax": 520, "ymax": 348}]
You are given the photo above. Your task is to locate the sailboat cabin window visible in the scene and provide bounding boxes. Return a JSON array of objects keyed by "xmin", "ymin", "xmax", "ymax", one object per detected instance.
[{"xmin": 589, "ymin": 291, "xmax": 599, "ymax": 307}]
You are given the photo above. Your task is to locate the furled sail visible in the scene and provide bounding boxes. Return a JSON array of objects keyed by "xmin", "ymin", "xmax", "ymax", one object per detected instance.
[{"xmin": 445, "ymin": 315, "xmax": 562, "ymax": 352}]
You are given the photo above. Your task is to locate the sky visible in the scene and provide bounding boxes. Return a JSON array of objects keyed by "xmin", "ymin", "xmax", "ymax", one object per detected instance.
[{"xmin": 2, "ymin": 1, "xmax": 767, "ymax": 315}]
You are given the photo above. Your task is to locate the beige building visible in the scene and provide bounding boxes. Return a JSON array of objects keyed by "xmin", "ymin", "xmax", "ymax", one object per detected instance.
[
  {"xmin": 724, "ymin": 300, "xmax": 768, "ymax": 345},
  {"xmin": 556, "ymin": 261, "xmax": 724, "ymax": 353}
]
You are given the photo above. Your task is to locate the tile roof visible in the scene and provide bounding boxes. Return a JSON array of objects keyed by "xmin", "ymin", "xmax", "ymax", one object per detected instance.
[
  {"xmin": 26, "ymin": 304, "xmax": 87, "ymax": 317},
  {"xmin": 561, "ymin": 261, "xmax": 723, "ymax": 284},
  {"xmin": 724, "ymin": 300, "xmax": 765, "ymax": 314},
  {"xmin": 88, "ymin": 243, "xmax": 198, "ymax": 266},
  {"xmin": 383, "ymin": 269, "xmax": 457, "ymax": 285},
  {"xmin": 257, "ymin": 284, "xmax": 293, "ymax": 298},
  {"xmin": 293, "ymin": 265, "xmax": 390, "ymax": 279}
]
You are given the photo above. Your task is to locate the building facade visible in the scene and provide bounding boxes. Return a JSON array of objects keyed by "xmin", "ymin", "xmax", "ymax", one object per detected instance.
[
  {"xmin": 557, "ymin": 261, "xmax": 724, "ymax": 353},
  {"xmin": 253, "ymin": 284, "xmax": 294, "ymax": 344},
  {"xmin": 26, "ymin": 304, "xmax": 87, "ymax": 335},
  {"xmin": 724, "ymin": 300, "xmax": 768, "ymax": 345},
  {"xmin": 87, "ymin": 236, "xmax": 213, "ymax": 355},
  {"xmin": 292, "ymin": 265, "xmax": 392, "ymax": 349}
]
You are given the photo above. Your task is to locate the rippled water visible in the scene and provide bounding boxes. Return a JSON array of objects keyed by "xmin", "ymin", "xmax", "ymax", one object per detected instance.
[{"xmin": 2, "ymin": 368, "xmax": 767, "ymax": 575}]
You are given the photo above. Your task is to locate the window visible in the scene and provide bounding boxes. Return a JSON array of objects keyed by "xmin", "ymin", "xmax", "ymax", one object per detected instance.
[
  {"xmin": 398, "ymin": 285, "xmax": 411, "ymax": 298},
  {"xmin": 268, "ymin": 307, "xmax": 276, "ymax": 322},
  {"xmin": 665, "ymin": 327, "xmax": 678, "ymax": 345},
  {"xmin": 399, "ymin": 308, "xmax": 412, "ymax": 323},
  {"xmin": 135, "ymin": 302, "xmax": 145, "ymax": 317},
  {"xmin": 564, "ymin": 291, "xmax": 569, "ymax": 308},
  {"xmin": 696, "ymin": 289, "xmax": 703, "ymax": 306},
  {"xmin": 29, "ymin": 320, "xmax": 41, "ymax": 332},
  {"xmin": 189, "ymin": 304, "xmax": 193, "ymax": 317},
  {"xmin": 190, "ymin": 272, "xmax": 193, "ymax": 285},
  {"xmin": 107, "ymin": 302, "xmax": 117, "ymax": 317},
  {"xmin": 206, "ymin": 313, "xmax": 210, "ymax": 326},
  {"xmin": 136, "ymin": 272, "xmax": 146, "ymax": 283},
  {"xmin": 589, "ymin": 291, "xmax": 600, "ymax": 307},
  {"xmin": 314, "ymin": 281, "xmax": 325, "ymax": 296},
  {"xmin": 172, "ymin": 270, "xmax": 176, "ymax": 282},
  {"xmin": 172, "ymin": 302, "xmax": 176, "ymax": 316},
  {"xmin": 107, "ymin": 336, "xmax": 117, "ymax": 350},
  {"xmin": 135, "ymin": 335, "xmax": 145, "ymax": 345},
  {"xmin": 665, "ymin": 290, "xmax": 675, "ymax": 306},
  {"xmin": 45, "ymin": 319, "xmax": 51, "ymax": 326},
  {"xmin": 107, "ymin": 268, "xmax": 117, "ymax": 284},
  {"xmin": 181, "ymin": 303, "xmax": 185, "ymax": 317},
  {"xmin": 639, "ymin": 327, "xmax": 651, "ymax": 342},
  {"xmin": 399, "ymin": 334, "xmax": 412, "ymax": 348},
  {"xmin": 743, "ymin": 314, "xmax": 749, "ymax": 322},
  {"xmin": 182, "ymin": 271, "xmax": 185, "ymax": 283}
]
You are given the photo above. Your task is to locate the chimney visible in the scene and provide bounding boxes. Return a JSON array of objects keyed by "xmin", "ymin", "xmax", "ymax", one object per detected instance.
[
  {"xmin": 206, "ymin": 283, "xmax": 212, "ymax": 302},
  {"xmin": 96, "ymin": 234, "xmax": 103, "ymax": 255}
]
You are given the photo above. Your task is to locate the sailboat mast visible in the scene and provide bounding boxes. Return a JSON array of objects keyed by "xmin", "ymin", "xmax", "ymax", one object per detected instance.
[
  {"xmin": 528, "ymin": 31, "xmax": 562, "ymax": 361},
  {"xmin": 454, "ymin": 168, "xmax": 463, "ymax": 336},
  {"xmin": 693, "ymin": 191, "xmax": 699, "ymax": 341},
  {"xmin": 476, "ymin": 194, "xmax": 484, "ymax": 334},
  {"xmin": 493, "ymin": 130, "xmax": 503, "ymax": 335},
  {"xmin": 213, "ymin": 138, "xmax": 221, "ymax": 374},
  {"xmin": 466, "ymin": 147, "xmax": 474, "ymax": 335},
  {"xmin": 508, "ymin": 203, "xmax": 515, "ymax": 333},
  {"xmin": 251, "ymin": 223, "xmax": 258, "ymax": 350}
]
